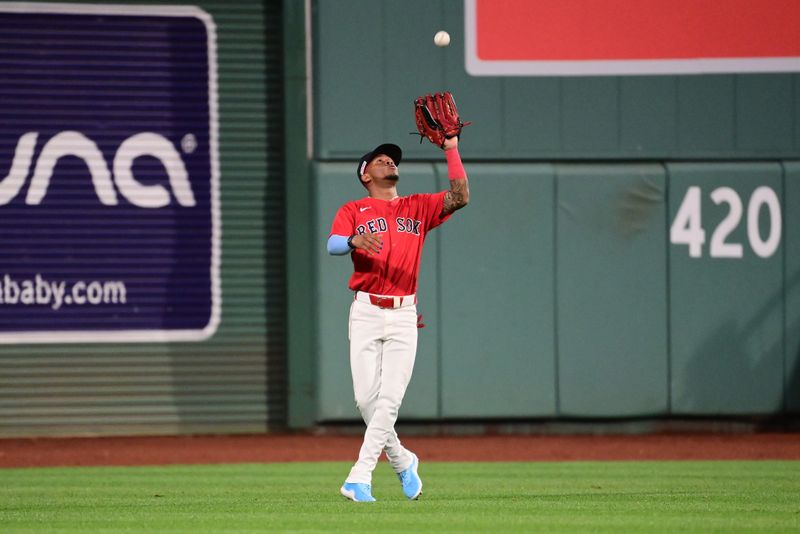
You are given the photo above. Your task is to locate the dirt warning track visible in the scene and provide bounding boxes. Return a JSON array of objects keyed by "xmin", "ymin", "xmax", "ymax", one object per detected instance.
[{"xmin": 1, "ymin": 433, "xmax": 799, "ymax": 468}]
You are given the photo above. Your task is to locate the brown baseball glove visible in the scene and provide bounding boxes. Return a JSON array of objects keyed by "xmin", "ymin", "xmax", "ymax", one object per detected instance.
[{"xmin": 413, "ymin": 91, "xmax": 470, "ymax": 148}]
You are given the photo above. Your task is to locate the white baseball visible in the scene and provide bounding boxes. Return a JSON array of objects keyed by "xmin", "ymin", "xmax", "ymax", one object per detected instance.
[{"xmin": 434, "ymin": 30, "xmax": 450, "ymax": 47}]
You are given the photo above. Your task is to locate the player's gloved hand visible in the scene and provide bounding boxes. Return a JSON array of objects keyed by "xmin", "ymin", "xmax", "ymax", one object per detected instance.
[
  {"xmin": 351, "ymin": 233, "xmax": 383, "ymax": 255},
  {"xmin": 413, "ymin": 91, "xmax": 470, "ymax": 148}
]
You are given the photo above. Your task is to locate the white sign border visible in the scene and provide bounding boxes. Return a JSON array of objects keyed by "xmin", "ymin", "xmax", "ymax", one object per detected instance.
[
  {"xmin": 0, "ymin": 2, "xmax": 221, "ymax": 344},
  {"xmin": 464, "ymin": 0, "xmax": 800, "ymax": 76}
]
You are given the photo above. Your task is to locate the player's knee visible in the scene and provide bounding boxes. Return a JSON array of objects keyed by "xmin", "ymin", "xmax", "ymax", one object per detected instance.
[
  {"xmin": 354, "ymin": 392, "xmax": 377, "ymax": 412},
  {"xmin": 373, "ymin": 396, "xmax": 399, "ymax": 418}
]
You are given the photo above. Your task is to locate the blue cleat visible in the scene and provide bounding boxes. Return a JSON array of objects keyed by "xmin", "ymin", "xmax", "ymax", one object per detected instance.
[
  {"xmin": 340, "ymin": 482, "xmax": 376, "ymax": 502},
  {"xmin": 397, "ymin": 453, "xmax": 423, "ymax": 500}
]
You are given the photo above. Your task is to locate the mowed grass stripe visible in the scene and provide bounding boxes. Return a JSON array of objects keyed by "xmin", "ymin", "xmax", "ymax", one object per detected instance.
[{"xmin": 2, "ymin": 461, "xmax": 798, "ymax": 532}]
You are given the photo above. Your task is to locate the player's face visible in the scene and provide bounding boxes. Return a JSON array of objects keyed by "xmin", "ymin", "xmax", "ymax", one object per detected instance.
[{"xmin": 366, "ymin": 154, "xmax": 399, "ymax": 182}]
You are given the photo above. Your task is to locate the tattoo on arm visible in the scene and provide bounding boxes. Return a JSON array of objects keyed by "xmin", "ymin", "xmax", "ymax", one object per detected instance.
[{"xmin": 441, "ymin": 179, "xmax": 469, "ymax": 216}]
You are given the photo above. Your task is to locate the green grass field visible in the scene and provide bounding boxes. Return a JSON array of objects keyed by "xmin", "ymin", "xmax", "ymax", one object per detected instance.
[{"xmin": 2, "ymin": 461, "xmax": 798, "ymax": 532}]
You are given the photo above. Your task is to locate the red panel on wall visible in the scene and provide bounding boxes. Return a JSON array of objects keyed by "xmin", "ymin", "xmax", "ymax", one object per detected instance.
[{"xmin": 466, "ymin": 0, "xmax": 800, "ymax": 75}]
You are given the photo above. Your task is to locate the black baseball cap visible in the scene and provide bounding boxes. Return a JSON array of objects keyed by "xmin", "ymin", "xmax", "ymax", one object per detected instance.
[{"xmin": 356, "ymin": 143, "xmax": 402, "ymax": 179}]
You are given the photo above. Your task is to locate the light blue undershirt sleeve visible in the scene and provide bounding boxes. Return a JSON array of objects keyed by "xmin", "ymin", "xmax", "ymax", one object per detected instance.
[{"xmin": 327, "ymin": 234, "xmax": 352, "ymax": 255}]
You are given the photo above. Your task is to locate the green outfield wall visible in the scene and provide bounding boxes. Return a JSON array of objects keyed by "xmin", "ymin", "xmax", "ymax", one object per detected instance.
[
  {"xmin": 300, "ymin": 0, "xmax": 800, "ymax": 425},
  {"xmin": 312, "ymin": 162, "xmax": 798, "ymax": 421},
  {"xmin": 1, "ymin": 0, "xmax": 798, "ymax": 437}
]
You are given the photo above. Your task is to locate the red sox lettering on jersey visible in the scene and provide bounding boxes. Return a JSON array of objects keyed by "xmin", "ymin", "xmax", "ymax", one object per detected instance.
[
  {"xmin": 330, "ymin": 191, "xmax": 451, "ymax": 296},
  {"xmin": 356, "ymin": 217, "xmax": 421, "ymax": 236}
]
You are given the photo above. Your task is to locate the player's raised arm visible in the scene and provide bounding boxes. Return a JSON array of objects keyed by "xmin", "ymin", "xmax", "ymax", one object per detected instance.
[
  {"xmin": 441, "ymin": 136, "xmax": 469, "ymax": 216},
  {"xmin": 412, "ymin": 91, "xmax": 470, "ymax": 216}
]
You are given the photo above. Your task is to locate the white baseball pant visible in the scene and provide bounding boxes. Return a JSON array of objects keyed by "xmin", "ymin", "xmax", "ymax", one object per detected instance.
[{"xmin": 344, "ymin": 295, "xmax": 417, "ymax": 484}]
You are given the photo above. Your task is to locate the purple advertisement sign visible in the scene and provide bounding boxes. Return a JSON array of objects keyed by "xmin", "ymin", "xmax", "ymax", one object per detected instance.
[{"xmin": 0, "ymin": 4, "xmax": 220, "ymax": 343}]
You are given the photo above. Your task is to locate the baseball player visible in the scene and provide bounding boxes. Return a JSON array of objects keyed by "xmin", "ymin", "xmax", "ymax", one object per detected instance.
[{"xmin": 327, "ymin": 93, "xmax": 470, "ymax": 502}]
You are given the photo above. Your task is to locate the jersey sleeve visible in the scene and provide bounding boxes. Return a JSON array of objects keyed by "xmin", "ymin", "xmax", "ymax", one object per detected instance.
[
  {"xmin": 420, "ymin": 191, "xmax": 452, "ymax": 231},
  {"xmin": 329, "ymin": 203, "xmax": 355, "ymax": 237}
]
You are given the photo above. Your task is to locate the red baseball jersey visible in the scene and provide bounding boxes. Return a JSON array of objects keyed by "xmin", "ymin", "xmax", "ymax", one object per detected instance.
[{"xmin": 329, "ymin": 192, "xmax": 452, "ymax": 296}]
